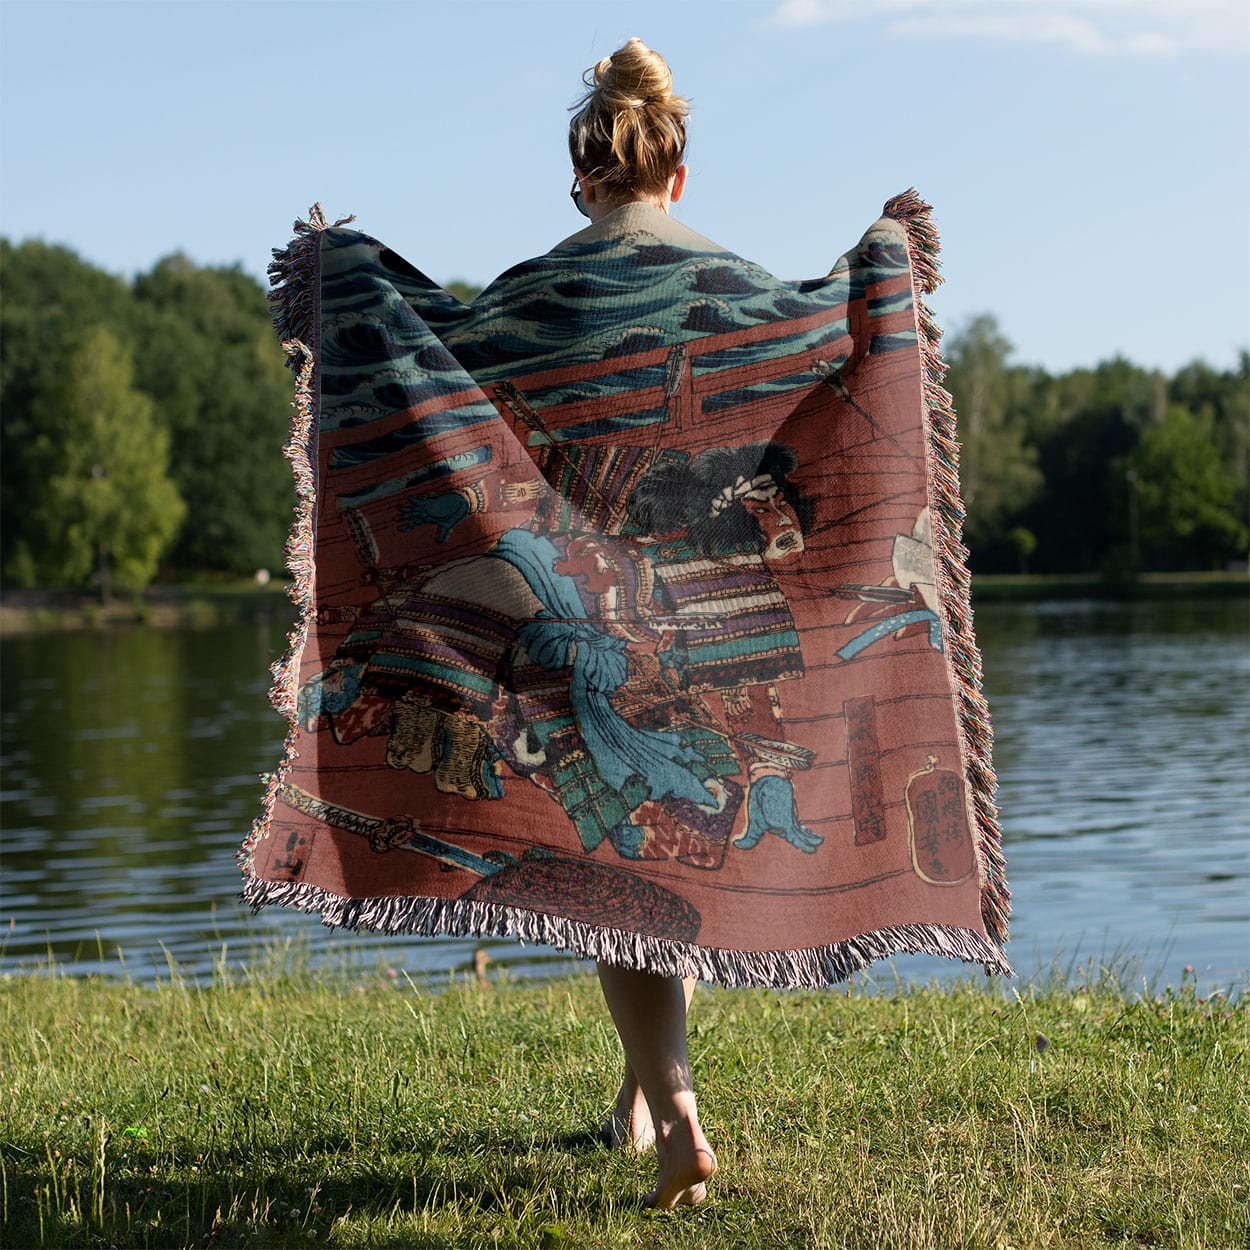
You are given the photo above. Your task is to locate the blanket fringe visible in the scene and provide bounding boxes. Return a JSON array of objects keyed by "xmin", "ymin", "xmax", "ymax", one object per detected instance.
[
  {"xmin": 883, "ymin": 189, "xmax": 1010, "ymax": 950},
  {"xmin": 239, "ymin": 205, "xmax": 347, "ymax": 876},
  {"xmin": 241, "ymin": 873, "xmax": 1014, "ymax": 988},
  {"xmin": 265, "ymin": 203, "xmax": 355, "ymax": 351}
]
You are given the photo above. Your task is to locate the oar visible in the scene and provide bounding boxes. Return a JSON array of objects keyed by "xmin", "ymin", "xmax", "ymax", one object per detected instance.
[{"xmin": 276, "ymin": 782, "xmax": 704, "ymax": 940}]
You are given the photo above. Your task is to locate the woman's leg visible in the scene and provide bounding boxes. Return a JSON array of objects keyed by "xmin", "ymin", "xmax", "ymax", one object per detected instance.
[
  {"xmin": 602, "ymin": 977, "xmax": 696, "ymax": 1151},
  {"xmin": 596, "ymin": 964, "xmax": 717, "ymax": 1208}
]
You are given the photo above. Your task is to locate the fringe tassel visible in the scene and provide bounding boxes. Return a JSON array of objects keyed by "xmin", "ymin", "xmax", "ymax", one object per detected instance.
[
  {"xmin": 883, "ymin": 189, "xmax": 1011, "ymax": 950},
  {"xmin": 265, "ymin": 204, "xmax": 355, "ymax": 356},
  {"xmin": 241, "ymin": 873, "xmax": 1014, "ymax": 988},
  {"xmin": 239, "ymin": 206, "xmax": 348, "ymax": 876}
]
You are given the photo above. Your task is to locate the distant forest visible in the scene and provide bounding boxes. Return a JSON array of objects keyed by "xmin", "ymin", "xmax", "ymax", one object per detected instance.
[{"xmin": 1, "ymin": 238, "xmax": 1246, "ymax": 593}]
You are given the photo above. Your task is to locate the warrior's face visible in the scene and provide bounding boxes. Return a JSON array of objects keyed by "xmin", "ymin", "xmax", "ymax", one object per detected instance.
[
  {"xmin": 742, "ymin": 483, "xmax": 805, "ymax": 562},
  {"xmin": 555, "ymin": 536, "xmax": 618, "ymax": 593}
]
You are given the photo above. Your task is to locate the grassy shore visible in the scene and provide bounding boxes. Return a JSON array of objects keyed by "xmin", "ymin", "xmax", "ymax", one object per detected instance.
[
  {"xmin": 1, "ymin": 964, "xmax": 1245, "ymax": 1250},
  {"xmin": 0, "ymin": 582, "xmax": 293, "ymax": 634},
  {"xmin": 968, "ymin": 570, "xmax": 1248, "ymax": 602}
]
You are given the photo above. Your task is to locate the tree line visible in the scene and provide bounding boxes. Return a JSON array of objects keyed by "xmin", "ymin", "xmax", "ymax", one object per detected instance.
[
  {"xmin": 945, "ymin": 315, "xmax": 1247, "ymax": 575},
  {"xmin": 1, "ymin": 239, "xmax": 1245, "ymax": 595},
  {"xmin": 2, "ymin": 240, "xmax": 293, "ymax": 595}
]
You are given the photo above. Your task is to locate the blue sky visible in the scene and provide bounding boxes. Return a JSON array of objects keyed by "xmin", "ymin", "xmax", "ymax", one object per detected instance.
[{"xmin": 2, "ymin": 0, "xmax": 1247, "ymax": 374}]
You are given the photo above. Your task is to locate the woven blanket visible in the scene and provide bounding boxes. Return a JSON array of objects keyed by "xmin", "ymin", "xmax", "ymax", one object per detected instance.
[{"xmin": 239, "ymin": 192, "xmax": 1011, "ymax": 987}]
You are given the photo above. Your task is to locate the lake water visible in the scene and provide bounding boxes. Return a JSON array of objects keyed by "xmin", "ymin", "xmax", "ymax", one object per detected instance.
[{"xmin": 2, "ymin": 597, "xmax": 1246, "ymax": 994}]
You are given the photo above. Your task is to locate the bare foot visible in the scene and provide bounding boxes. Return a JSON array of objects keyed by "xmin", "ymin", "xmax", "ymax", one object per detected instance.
[
  {"xmin": 601, "ymin": 1077, "xmax": 655, "ymax": 1151},
  {"xmin": 644, "ymin": 1119, "xmax": 717, "ymax": 1210}
]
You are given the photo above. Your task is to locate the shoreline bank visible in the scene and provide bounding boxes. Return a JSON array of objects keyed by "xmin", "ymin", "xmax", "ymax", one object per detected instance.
[
  {"xmin": 0, "ymin": 582, "xmax": 293, "ymax": 634},
  {"xmin": 1, "ymin": 571, "xmax": 1244, "ymax": 634}
]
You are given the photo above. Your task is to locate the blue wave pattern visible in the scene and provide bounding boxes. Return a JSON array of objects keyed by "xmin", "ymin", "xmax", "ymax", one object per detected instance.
[
  {"xmin": 313, "ymin": 212, "xmax": 916, "ymax": 467},
  {"xmin": 429, "ymin": 228, "xmax": 883, "ymax": 384},
  {"xmin": 317, "ymin": 235, "xmax": 495, "ymax": 436},
  {"xmin": 319, "ymin": 211, "xmax": 912, "ymax": 411}
]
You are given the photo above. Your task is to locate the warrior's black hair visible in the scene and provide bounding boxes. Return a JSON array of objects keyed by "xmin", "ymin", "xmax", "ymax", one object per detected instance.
[{"xmin": 627, "ymin": 442, "xmax": 814, "ymax": 557}]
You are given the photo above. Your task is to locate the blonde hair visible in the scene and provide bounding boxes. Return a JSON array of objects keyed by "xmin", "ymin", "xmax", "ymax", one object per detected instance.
[{"xmin": 568, "ymin": 38, "xmax": 689, "ymax": 197}]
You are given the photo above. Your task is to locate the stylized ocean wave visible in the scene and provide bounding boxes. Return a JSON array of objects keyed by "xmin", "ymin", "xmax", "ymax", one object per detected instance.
[
  {"xmin": 314, "ymin": 217, "xmax": 915, "ymax": 427},
  {"xmin": 329, "ymin": 399, "xmax": 500, "ymax": 469},
  {"xmin": 371, "ymin": 379, "xmax": 446, "ymax": 413},
  {"xmin": 321, "ymin": 324, "xmax": 465, "ymax": 382},
  {"xmin": 549, "ymin": 274, "xmax": 625, "ymax": 301},
  {"xmin": 321, "ymin": 345, "xmax": 463, "ymax": 384},
  {"xmin": 321, "ymin": 317, "xmax": 406, "ymax": 366},
  {"xmin": 701, "ymin": 372, "xmax": 825, "ymax": 414},
  {"xmin": 321, "ymin": 359, "xmax": 474, "ymax": 419},
  {"xmin": 320, "ymin": 403, "xmax": 390, "ymax": 430},
  {"xmin": 869, "ymin": 331, "xmax": 918, "ymax": 355},
  {"xmin": 795, "ymin": 269, "xmax": 846, "ymax": 295},
  {"xmin": 868, "ymin": 289, "xmax": 914, "ymax": 316},
  {"xmin": 601, "ymin": 329, "xmax": 668, "ymax": 358},
  {"xmin": 681, "ymin": 298, "xmax": 740, "ymax": 335},
  {"xmin": 692, "ymin": 324, "xmax": 850, "ymax": 377},
  {"xmin": 688, "ymin": 262, "xmax": 769, "ymax": 296},
  {"xmin": 634, "ymin": 242, "xmax": 704, "ymax": 268},
  {"xmin": 535, "ymin": 405, "xmax": 671, "ymax": 445},
  {"xmin": 523, "ymin": 362, "xmax": 669, "ymax": 407},
  {"xmin": 862, "ymin": 240, "xmax": 909, "ymax": 268},
  {"xmin": 377, "ymin": 246, "xmax": 433, "ymax": 286},
  {"xmin": 450, "ymin": 331, "xmax": 575, "ymax": 373},
  {"xmin": 337, "ymin": 446, "xmax": 493, "ymax": 509}
]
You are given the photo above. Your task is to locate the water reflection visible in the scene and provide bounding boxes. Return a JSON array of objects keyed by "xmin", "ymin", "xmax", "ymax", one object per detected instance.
[
  {"xmin": 2, "ymin": 597, "xmax": 1246, "ymax": 991},
  {"xmin": 973, "ymin": 597, "xmax": 1248, "ymax": 989}
]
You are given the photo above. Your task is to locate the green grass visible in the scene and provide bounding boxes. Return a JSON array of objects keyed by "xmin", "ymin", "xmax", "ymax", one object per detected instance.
[{"xmin": 1, "ymin": 961, "xmax": 1246, "ymax": 1249}]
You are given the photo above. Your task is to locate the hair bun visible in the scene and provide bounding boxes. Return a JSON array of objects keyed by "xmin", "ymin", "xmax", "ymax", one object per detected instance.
[
  {"xmin": 594, "ymin": 36, "xmax": 673, "ymax": 109},
  {"xmin": 569, "ymin": 38, "xmax": 689, "ymax": 196}
]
